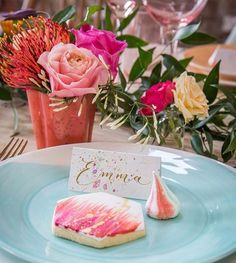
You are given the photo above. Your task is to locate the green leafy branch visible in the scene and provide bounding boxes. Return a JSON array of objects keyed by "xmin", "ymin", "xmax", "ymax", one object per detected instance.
[{"xmin": 96, "ymin": 11, "xmax": 236, "ymax": 162}]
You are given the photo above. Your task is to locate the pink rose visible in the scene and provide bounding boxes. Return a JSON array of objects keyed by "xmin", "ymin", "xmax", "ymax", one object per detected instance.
[
  {"xmin": 37, "ymin": 43, "xmax": 109, "ymax": 98},
  {"xmin": 71, "ymin": 25, "xmax": 127, "ymax": 78},
  {"xmin": 140, "ymin": 81, "xmax": 176, "ymax": 115}
]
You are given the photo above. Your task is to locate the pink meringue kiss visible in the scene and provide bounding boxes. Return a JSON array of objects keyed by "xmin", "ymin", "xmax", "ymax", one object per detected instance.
[{"xmin": 145, "ymin": 172, "xmax": 180, "ymax": 220}]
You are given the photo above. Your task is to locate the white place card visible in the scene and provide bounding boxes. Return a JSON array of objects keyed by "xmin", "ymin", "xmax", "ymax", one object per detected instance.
[
  {"xmin": 68, "ymin": 147, "xmax": 161, "ymax": 200},
  {"xmin": 208, "ymin": 47, "xmax": 236, "ymax": 76}
]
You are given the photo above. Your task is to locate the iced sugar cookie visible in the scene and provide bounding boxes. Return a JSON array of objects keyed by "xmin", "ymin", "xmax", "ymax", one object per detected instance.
[{"xmin": 52, "ymin": 192, "xmax": 145, "ymax": 248}]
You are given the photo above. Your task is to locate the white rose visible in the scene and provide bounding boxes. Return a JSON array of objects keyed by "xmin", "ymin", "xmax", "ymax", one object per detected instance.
[{"xmin": 173, "ymin": 72, "xmax": 209, "ymax": 123}]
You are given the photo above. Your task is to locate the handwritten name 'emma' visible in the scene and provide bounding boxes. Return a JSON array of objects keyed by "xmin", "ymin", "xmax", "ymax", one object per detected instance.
[{"xmin": 76, "ymin": 160, "xmax": 150, "ymax": 186}]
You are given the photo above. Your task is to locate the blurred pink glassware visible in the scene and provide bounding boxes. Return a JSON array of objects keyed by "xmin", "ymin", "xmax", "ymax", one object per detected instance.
[{"xmin": 142, "ymin": 0, "xmax": 208, "ymax": 54}]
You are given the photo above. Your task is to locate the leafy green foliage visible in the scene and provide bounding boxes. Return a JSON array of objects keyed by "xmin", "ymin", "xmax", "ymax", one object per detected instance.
[
  {"xmin": 132, "ymin": 77, "xmax": 151, "ymax": 98},
  {"xmin": 191, "ymin": 133, "xmax": 204, "ymax": 155},
  {"xmin": 219, "ymin": 87, "xmax": 236, "ymax": 117},
  {"xmin": 97, "ymin": 16, "xmax": 233, "ymax": 161},
  {"xmin": 191, "ymin": 131, "xmax": 217, "ymax": 159},
  {"xmin": 84, "ymin": 5, "xmax": 103, "ymax": 23},
  {"xmin": 129, "ymin": 48, "xmax": 154, "ymax": 81},
  {"xmin": 174, "ymin": 22, "xmax": 216, "ymax": 45},
  {"xmin": 118, "ymin": 67, "xmax": 127, "ymax": 90},
  {"xmin": 179, "ymin": 57, "xmax": 193, "ymax": 68},
  {"xmin": 173, "ymin": 22, "xmax": 216, "ymax": 45},
  {"xmin": 223, "ymin": 134, "xmax": 236, "ymax": 154},
  {"xmin": 161, "ymin": 54, "xmax": 185, "ymax": 81},
  {"xmin": 117, "ymin": 7, "xmax": 139, "ymax": 32},
  {"xmin": 193, "ymin": 104, "xmax": 225, "ymax": 129},
  {"xmin": 52, "ymin": 5, "xmax": 76, "ymax": 24},
  {"xmin": 222, "ymin": 134, "xmax": 235, "ymax": 162},
  {"xmin": 117, "ymin": 35, "xmax": 147, "ymax": 48},
  {"xmin": 174, "ymin": 22, "xmax": 200, "ymax": 41},
  {"xmin": 203, "ymin": 61, "xmax": 220, "ymax": 104},
  {"xmin": 188, "ymin": 72, "xmax": 207, "ymax": 82},
  {"xmin": 181, "ymin": 32, "xmax": 216, "ymax": 45},
  {"xmin": 205, "ymin": 130, "xmax": 213, "ymax": 154},
  {"xmin": 162, "ymin": 54, "xmax": 185, "ymax": 72},
  {"xmin": 149, "ymin": 62, "xmax": 162, "ymax": 85},
  {"xmin": 105, "ymin": 5, "xmax": 113, "ymax": 31},
  {"xmin": 75, "ymin": 5, "xmax": 103, "ymax": 28}
]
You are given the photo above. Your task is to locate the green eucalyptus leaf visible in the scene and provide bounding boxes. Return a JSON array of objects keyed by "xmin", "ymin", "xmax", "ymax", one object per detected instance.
[
  {"xmin": 117, "ymin": 7, "xmax": 139, "ymax": 32},
  {"xmin": 204, "ymin": 130, "xmax": 213, "ymax": 153},
  {"xmin": 129, "ymin": 59, "xmax": 144, "ymax": 82},
  {"xmin": 129, "ymin": 48, "xmax": 154, "ymax": 81},
  {"xmin": 202, "ymin": 126, "xmax": 226, "ymax": 141},
  {"xmin": 219, "ymin": 87, "xmax": 236, "ymax": 116},
  {"xmin": 174, "ymin": 22, "xmax": 200, "ymax": 41},
  {"xmin": 179, "ymin": 57, "xmax": 193, "ymax": 68},
  {"xmin": 132, "ymin": 88, "xmax": 147, "ymax": 99},
  {"xmin": 223, "ymin": 134, "xmax": 236, "ymax": 154},
  {"xmin": 193, "ymin": 103, "xmax": 225, "ymax": 129},
  {"xmin": 105, "ymin": 4, "xmax": 113, "ymax": 31},
  {"xmin": 162, "ymin": 54, "xmax": 185, "ymax": 72},
  {"xmin": 150, "ymin": 62, "xmax": 162, "ymax": 85},
  {"xmin": 160, "ymin": 55, "xmax": 185, "ymax": 81},
  {"xmin": 52, "ymin": 5, "xmax": 76, "ymax": 24},
  {"xmin": 191, "ymin": 133, "xmax": 204, "ymax": 155},
  {"xmin": 84, "ymin": 5, "xmax": 103, "ymax": 22},
  {"xmin": 226, "ymin": 102, "xmax": 236, "ymax": 117},
  {"xmin": 117, "ymin": 35, "xmax": 147, "ymax": 48},
  {"xmin": 161, "ymin": 67, "xmax": 180, "ymax": 82},
  {"xmin": 229, "ymin": 119, "xmax": 236, "ymax": 129},
  {"xmin": 129, "ymin": 115, "xmax": 149, "ymax": 136},
  {"xmin": 131, "ymin": 77, "xmax": 151, "ymax": 98},
  {"xmin": 115, "ymin": 90, "xmax": 134, "ymax": 112},
  {"xmin": 118, "ymin": 68, "xmax": 127, "ymax": 90},
  {"xmin": 221, "ymin": 134, "xmax": 235, "ymax": 162},
  {"xmin": 188, "ymin": 72, "xmax": 207, "ymax": 82},
  {"xmin": 203, "ymin": 61, "xmax": 220, "ymax": 104},
  {"xmin": 210, "ymin": 114, "xmax": 227, "ymax": 128},
  {"xmin": 141, "ymin": 77, "xmax": 151, "ymax": 89},
  {"xmin": 129, "ymin": 114, "xmax": 143, "ymax": 130},
  {"xmin": 140, "ymin": 48, "xmax": 155, "ymax": 67},
  {"xmin": 181, "ymin": 32, "xmax": 216, "ymax": 45}
]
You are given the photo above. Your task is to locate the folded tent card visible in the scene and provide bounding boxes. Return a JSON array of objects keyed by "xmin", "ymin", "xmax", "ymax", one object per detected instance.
[
  {"xmin": 68, "ymin": 147, "xmax": 161, "ymax": 200},
  {"xmin": 208, "ymin": 46, "xmax": 236, "ymax": 77}
]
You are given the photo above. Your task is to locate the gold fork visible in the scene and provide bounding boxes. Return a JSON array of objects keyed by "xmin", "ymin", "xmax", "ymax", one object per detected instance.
[{"xmin": 0, "ymin": 137, "xmax": 28, "ymax": 161}]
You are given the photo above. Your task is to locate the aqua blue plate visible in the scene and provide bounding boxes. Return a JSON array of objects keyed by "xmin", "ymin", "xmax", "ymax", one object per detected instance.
[{"xmin": 0, "ymin": 142, "xmax": 236, "ymax": 263}]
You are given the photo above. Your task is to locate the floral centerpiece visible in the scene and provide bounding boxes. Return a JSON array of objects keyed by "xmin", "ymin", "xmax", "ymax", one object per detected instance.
[
  {"xmin": 0, "ymin": 5, "xmax": 235, "ymax": 162},
  {"xmin": 0, "ymin": 8, "xmax": 126, "ymax": 148}
]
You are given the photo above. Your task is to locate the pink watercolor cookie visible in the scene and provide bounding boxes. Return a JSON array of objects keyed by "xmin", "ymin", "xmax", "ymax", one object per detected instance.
[
  {"xmin": 52, "ymin": 192, "xmax": 145, "ymax": 248},
  {"xmin": 146, "ymin": 172, "xmax": 180, "ymax": 220}
]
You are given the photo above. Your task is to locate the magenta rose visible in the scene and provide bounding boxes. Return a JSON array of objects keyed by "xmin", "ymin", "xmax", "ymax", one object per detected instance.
[
  {"xmin": 71, "ymin": 25, "xmax": 127, "ymax": 79},
  {"xmin": 37, "ymin": 43, "xmax": 109, "ymax": 97},
  {"xmin": 140, "ymin": 81, "xmax": 176, "ymax": 115}
]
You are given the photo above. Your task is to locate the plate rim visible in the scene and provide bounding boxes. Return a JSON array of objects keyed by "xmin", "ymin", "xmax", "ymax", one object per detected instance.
[{"xmin": 1, "ymin": 142, "xmax": 234, "ymax": 173}]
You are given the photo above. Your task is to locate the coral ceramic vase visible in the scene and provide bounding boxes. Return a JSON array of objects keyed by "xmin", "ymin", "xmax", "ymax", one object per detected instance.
[{"xmin": 27, "ymin": 89, "xmax": 96, "ymax": 149}]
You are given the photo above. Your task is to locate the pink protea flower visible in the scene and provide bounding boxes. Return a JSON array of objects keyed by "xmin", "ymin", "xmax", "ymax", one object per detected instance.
[{"xmin": 0, "ymin": 16, "xmax": 70, "ymax": 91}]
